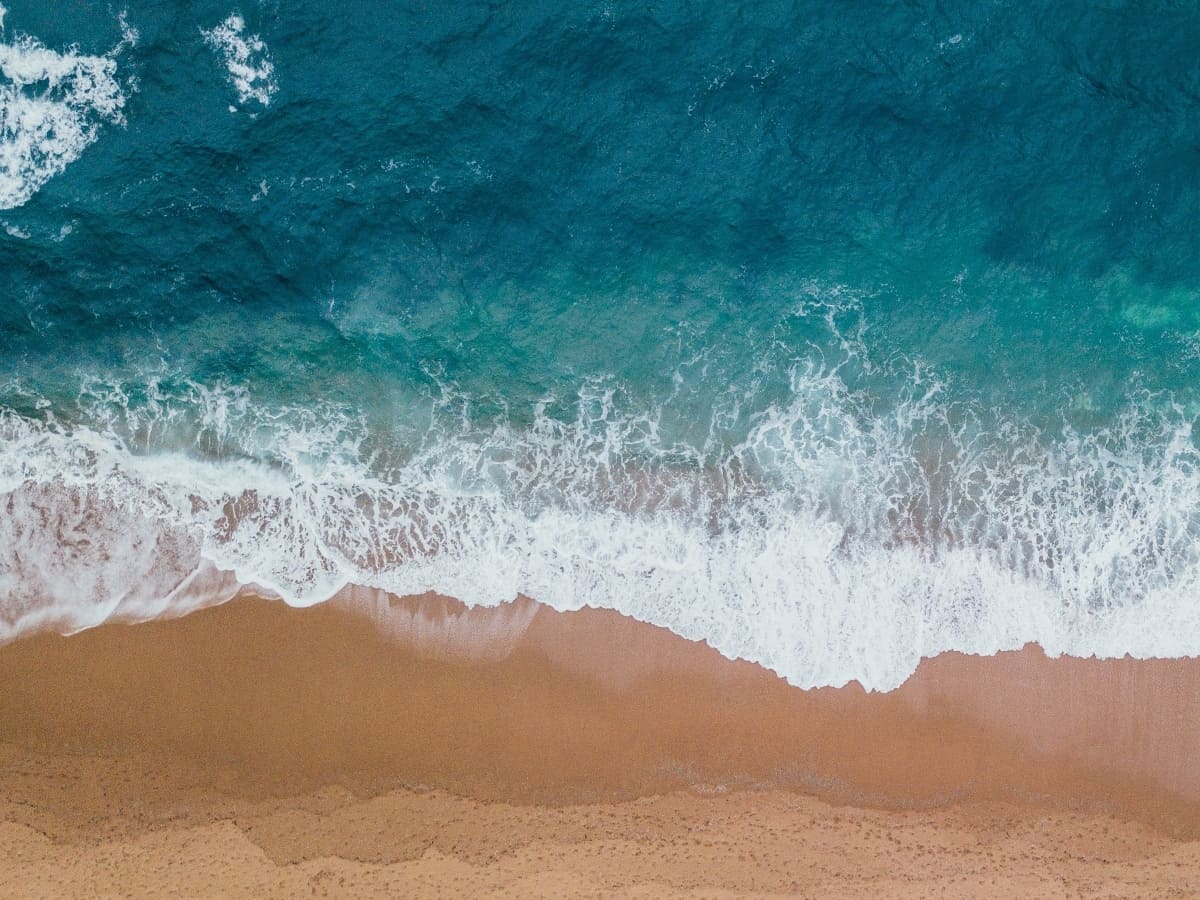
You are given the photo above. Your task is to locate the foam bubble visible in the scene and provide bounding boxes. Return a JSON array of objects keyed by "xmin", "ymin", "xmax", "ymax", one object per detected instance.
[
  {"xmin": 0, "ymin": 8, "xmax": 135, "ymax": 210},
  {"xmin": 202, "ymin": 14, "xmax": 276, "ymax": 109}
]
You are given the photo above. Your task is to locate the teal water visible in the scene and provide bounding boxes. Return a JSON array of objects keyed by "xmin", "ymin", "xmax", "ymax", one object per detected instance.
[{"xmin": 3, "ymin": 1, "xmax": 1200, "ymax": 688}]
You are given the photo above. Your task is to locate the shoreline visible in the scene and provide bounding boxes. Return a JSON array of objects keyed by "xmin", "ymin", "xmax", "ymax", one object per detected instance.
[{"xmin": 2, "ymin": 593, "xmax": 1199, "ymax": 893}]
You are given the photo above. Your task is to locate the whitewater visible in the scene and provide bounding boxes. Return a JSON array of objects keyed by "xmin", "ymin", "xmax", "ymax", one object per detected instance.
[{"xmin": 4, "ymin": 345, "xmax": 1200, "ymax": 691}]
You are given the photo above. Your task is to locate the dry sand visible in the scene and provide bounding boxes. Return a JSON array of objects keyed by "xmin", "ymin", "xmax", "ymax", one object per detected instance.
[{"xmin": 1, "ymin": 593, "xmax": 1198, "ymax": 897}]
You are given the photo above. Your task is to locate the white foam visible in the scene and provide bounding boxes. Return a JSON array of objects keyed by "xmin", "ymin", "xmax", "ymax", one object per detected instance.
[
  {"xmin": 4, "ymin": 361, "xmax": 1200, "ymax": 691},
  {"xmin": 202, "ymin": 14, "xmax": 276, "ymax": 109},
  {"xmin": 0, "ymin": 9, "xmax": 134, "ymax": 210}
]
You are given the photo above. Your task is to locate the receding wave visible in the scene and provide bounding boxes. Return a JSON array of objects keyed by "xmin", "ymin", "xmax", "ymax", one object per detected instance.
[{"xmin": 3, "ymin": 338, "xmax": 1200, "ymax": 691}]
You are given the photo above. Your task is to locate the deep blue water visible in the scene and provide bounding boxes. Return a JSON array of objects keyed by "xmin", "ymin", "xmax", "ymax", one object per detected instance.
[{"xmin": 2, "ymin": 0, "xmax": 1200, "ymax": 688}]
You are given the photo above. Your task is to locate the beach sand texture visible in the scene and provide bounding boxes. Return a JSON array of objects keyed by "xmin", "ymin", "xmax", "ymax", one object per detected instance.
[{"xmin": 1, "ymin": 594, "xmax": 1198, "ymax": 896}]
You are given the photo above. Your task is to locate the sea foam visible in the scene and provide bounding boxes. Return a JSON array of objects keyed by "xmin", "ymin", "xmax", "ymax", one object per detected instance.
[
  {"xmin": 3, "ymin": 350, "xmax": 1200, "ymax": 692},
  {"xmin": 0, "ymin": 6, "xmax": 135, "ymax": 210},
  {"xmin": 202, "ymin": 14, "xmax": 276, "ymax": 109}
]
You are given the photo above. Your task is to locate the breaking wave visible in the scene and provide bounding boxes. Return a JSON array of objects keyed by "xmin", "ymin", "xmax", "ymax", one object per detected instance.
[{"xmin": 3, "ymin": 345, "xmax": 1199, "ymax": 691}]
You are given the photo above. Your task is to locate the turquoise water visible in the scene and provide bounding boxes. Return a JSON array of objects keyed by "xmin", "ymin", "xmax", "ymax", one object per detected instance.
[{"xmin": 3, "ymin": 1, "xmax": 1200, "ymax": 688}]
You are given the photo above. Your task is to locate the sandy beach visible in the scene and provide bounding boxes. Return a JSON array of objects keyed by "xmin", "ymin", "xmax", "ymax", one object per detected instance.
[
  {"xmin": 6, "ymin": 0, "xmax": 1200, "ymax": 896},
  {"xmin": 1, "ymin": 593, "xmax": 1198, "ymax": 896}
]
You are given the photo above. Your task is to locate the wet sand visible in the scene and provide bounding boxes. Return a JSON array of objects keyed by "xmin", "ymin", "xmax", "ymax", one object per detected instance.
[{"xmin": 1, "ymin": 593, "xmax": 1198, "ymax": 896}]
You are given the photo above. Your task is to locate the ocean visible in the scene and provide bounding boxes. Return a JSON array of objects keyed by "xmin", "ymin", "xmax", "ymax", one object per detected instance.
[{"xmin": 3, "ymin": 0, "xmax": 1200, "ymax": 689}]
